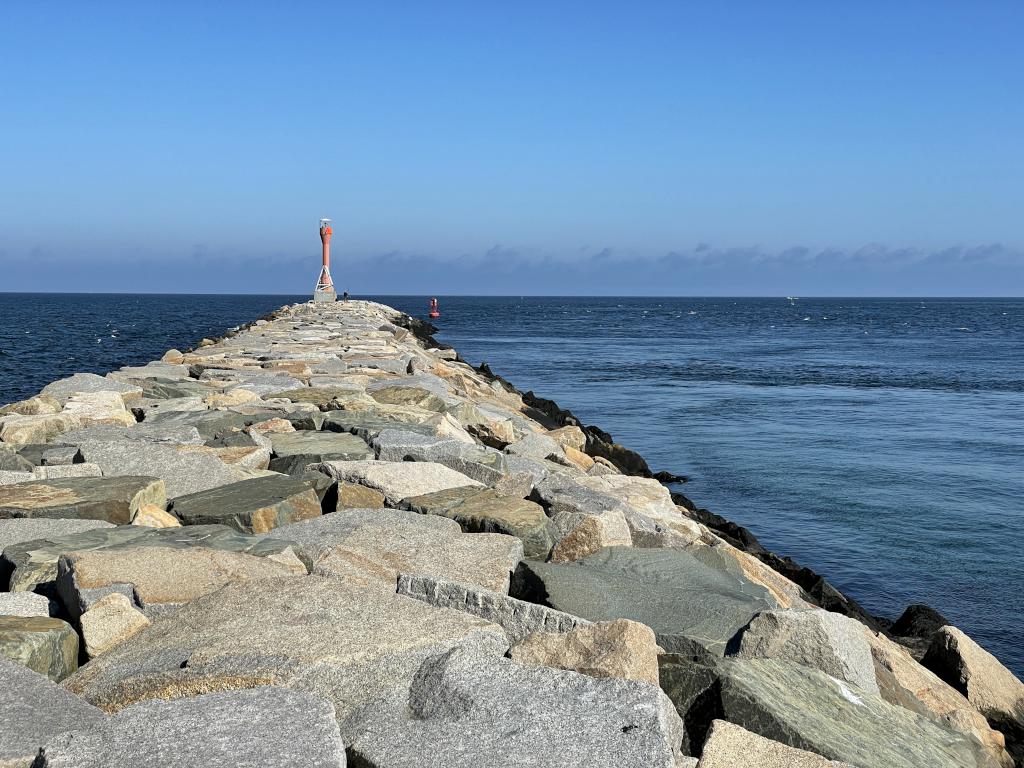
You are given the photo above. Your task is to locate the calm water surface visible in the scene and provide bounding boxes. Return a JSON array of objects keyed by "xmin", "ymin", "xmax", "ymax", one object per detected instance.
[{"xmin": 1, "ymin": 293, "xmax": 1021, "ymax": 675}]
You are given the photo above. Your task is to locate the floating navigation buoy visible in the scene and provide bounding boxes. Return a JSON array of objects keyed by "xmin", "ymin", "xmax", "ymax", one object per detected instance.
[{"xmin": 429, "ymin": 297, "xmax": 441, "ymax": 319}]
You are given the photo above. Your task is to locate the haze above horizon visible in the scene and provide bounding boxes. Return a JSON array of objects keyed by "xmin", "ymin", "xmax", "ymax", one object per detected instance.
[{"xmin": 1, "ymin": 2, "xmax": 1021, "ymax": 296}]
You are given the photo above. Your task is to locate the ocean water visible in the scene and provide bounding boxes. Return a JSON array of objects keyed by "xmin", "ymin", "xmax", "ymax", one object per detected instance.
[{"xmin": 1, "ymin": 293, "xmax": 1022, "ymax": 675}]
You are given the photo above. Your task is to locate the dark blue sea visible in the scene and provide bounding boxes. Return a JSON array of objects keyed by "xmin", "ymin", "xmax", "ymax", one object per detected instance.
[{"xmin": 1, "ymin": 293, "xmax": 1022, "ymax": 676}]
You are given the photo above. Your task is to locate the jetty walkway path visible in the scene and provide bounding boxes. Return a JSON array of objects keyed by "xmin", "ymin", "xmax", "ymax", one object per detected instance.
[{"xmin": 0, "ymin": 300, "xmax": 1020, "ymax": 767}]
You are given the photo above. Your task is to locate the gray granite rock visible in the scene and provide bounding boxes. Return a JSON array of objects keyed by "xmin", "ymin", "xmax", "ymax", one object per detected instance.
[
  {"xmin": 0, "ymin": 470, "xmax": 33, "ymax": 486},
  {"xmin": 276, "ymin": 508, "xmax": 521, "ymax": 594},
  {"xmin": 373, "ymin": 430, "xmax": 509, "ymax": 484},
  {"xmin": 2, "ymin": 523, "xmax": 304, "ymax": 593},
  {"xmin": 731, "ymin": 608, "xmax": 880, "ymax": 695},
  {"xmin": 63, "ymin": 422, "xmax": 205, "ymax": 445},
  {"xmin": 34, "ymin": 687, "xmax": 346, "ymax": 768},
  {"xmin": 0, "ymin": 476, "xmax": 166, "ymax": 525},
  {"xmin": 311, "ymin": 460, "xmax": 482, "ymax": 505},
  {"xmin": 62, "ymin": 576, "xmax": 509, "ymax": 741},
  {"xmin": 41, "ymin": 373, "xmax": 143, "ymax": 404},
  {"xmin": 660, "ymin": 655, "xmax": 999, "ymax": 768},
  {"xmin": 56, "ymin": 537, "xmax": 306, "ymax": 620},
  {"xmin": 322, "ymin": 411, "xmax": 436, "ymax": 440},
  {"xmin": 0, "ymin": 591, "xmax": 52, "ymax": 617},
  {"xmin": 0, "ymin": 615, "xmax": 78, "ymax": 681},
  {"xmin": 397, "ymin": 573, "xmax": 590, "ymax": 643},
  {"xmin": 401, "ymin": 486, "xmax": 554, "ymax": 558},
  {"xmin": 0, "ymin": 448, "xmax": 34, "ymax": 472},
  {"xmin": 347, "ymin": 646, "xmax": 683, "ymax": 768},
  {"xmin": 77, "ymin": 440, "xmax": 240, "ymax": 498},
  {"xmin": 169, "ymin": 474, "xmax": 322, "ymax": 533},
  {"xmin": 0, "ymin": 657, "xmax": 104, "ymax": 768},
  {"xmin": 514, "ymin": 546, "xmax": 775, "ymax": 655},
  {"xmin": 31, "ymin": 463, "xmax": 103, "ymax": 480},
  {"xmin": 267, "ymin": 431, "xmax": 373, "ymax": 475}
]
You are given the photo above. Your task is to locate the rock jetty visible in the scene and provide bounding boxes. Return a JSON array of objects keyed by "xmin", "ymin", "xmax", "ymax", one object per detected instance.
[{"xmin": 1, "ymin": 299, "xmax": 1021, "ymax": 767}]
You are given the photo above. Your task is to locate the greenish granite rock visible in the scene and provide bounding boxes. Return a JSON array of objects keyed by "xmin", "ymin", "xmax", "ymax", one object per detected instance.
[
  {"xmin": 0, "ymin": 615, "xmax": 79, "ymax": 681},
  {"xmin": 169, "ymin": 474, "xmax": 321, "ymax": 534},
  {"xmin": 267, "ymin": 430, "xmax": 373, "ymax": 475},
  {"xmin": 513, "ymin": 545, "xmax": 775, "ymax": 655}
]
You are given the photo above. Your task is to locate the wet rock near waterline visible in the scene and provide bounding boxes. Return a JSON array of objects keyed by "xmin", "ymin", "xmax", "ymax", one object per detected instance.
[
  {"xmin": 168, "ymin": 474, "xmax": 322, "ymax": 533},
  {"xmin": 0, "ymin": 476, "xmax": 166, "ymax": 525},
  {"xmin": 922, "ymin": 625, "xmax": 1024, "ymax": 763}
]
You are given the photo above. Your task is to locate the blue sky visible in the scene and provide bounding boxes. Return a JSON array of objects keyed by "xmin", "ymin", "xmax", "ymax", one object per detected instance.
[{"xmin": 1, "ymin": 2, "xmax": 1021, "ymax": 295}]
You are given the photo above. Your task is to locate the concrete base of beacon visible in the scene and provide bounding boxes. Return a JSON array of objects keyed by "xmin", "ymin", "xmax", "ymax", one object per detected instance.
[{"xmin": 313, "ymin": 290, "xmax": 337, "ymax": 303}]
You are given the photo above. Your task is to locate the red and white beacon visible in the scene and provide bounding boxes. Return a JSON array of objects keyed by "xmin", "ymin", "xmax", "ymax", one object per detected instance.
[
  {"xmin": 313, "ymin": 218, "xmax": 337, "ymax": 303},
  {"xmin": 429, "ymin": 297, "xmax": 440, "ymax": 319}
]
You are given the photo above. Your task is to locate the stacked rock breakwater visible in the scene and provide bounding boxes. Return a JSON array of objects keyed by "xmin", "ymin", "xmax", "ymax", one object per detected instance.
[{"xmin": 1, "ymin": 300, "xmax": 1021, "ymax": 768}]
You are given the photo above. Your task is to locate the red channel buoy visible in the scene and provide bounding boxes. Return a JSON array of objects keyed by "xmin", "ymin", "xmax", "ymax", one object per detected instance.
[{"xmin": 429, "ymin": 297, "xmax": 441, "ymax": 319}]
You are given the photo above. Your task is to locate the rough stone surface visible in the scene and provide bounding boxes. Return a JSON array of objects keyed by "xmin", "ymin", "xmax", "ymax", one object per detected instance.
[
  {"xmin": 312, "ymin": 460, "xmax": 482, "ymax": 505},
  {"xmin": 698, "ymin": 720, "xmax": 853, "ymax": 767},
  {"xmin": 277, "ymin": 508, "xmax": 521, "ymax": 594},
  {"xmin": 867, "ymin": 628, "xmax": 1011, "ymax": 767},
  {"xmin": 923, "ymin": 625, "xmax": 1024, "ymax": 753},
  {"xmin": 0, "ymin": 469, "xmax": 34, "ymax": 486},
  {"xmin": 348, "ymin": 647, "xmax": 683, "ymax": 768},
  {"xmin": 30, "ymin": 463, "xmax": 103, "ymax": 480},
  {"xmin": 61, "ymin": 391, "xmax": 136, "ymax": 428},
  {"xmin": 56, "ymin": 540, "xmax": 306, "ymax": 619},
  {"xmin": 0, "ymin": 476, "xmax": 166, "ymax": 525},
  {"xmin": 732, "ymin": 608, "xmax": 880, "ymax": 695},
  {"xmin": 401, "ymin": 486, "xmax": 554, "ymax": 559},
  {"xmin": 336, "ymin": 481, "xmax": 385, "ymax": 509},
  {"xmin": 268, "ymin": 430, "xmax": 373, "ymax": 474},
  {"xmin": 3, "ymin": 523, "xmax": 304, "ymax": 593},
  {"xmin": 660, "ymin": 655, "xmax": 999, "ymax": 768},
  {"xmin": 0, "ymin": 615, "xmax": 78, "ymax": 681},
  {"xmin": 397, "ymin": 573, "xmax": 590, "ymax": 643},
  {"xmin": 372, "ymin": 430, "xmax": 508, "ymax": 484},
  {"xmin": 169, "ymin": 474, "xmax": 321, "ymax": 533},
  {"xmin": 510, "ymin": 618, "xmax": 660, "ymax": 685},
  {"xmin": 0, "ymin": 413, "xmax": 80, "ymax": 444},
  {"xmin": 131, "ymin": 503, "xmax": 181, "ymax": 527},
  {"xmin": 34, "ymin": 687, "xmax": 346, "ymax": 768},
  {"xmin": 41, "ymin": 373, "xmax": 143, "ymax": 404},
  {"xmin": 76, "ymin": 440, "xmax": 241, "ymax": 498},
  {"xmin": 0, "ymin": 591, "xmax": 52, "ymax": 617},
  {"xmin": 514, "ymin": 546, "xmax": 775, "ymax": 656},
  {"xmin": 0, "ymin": 657, "xmax": 104, "ymax": 768},
  {"xmin": 63, "ymin": 576, "xmax": 509, "ymax": 741},
  {"xmin": 79, "ymin": 592, "xmax": 152, "ymax": 659}
]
